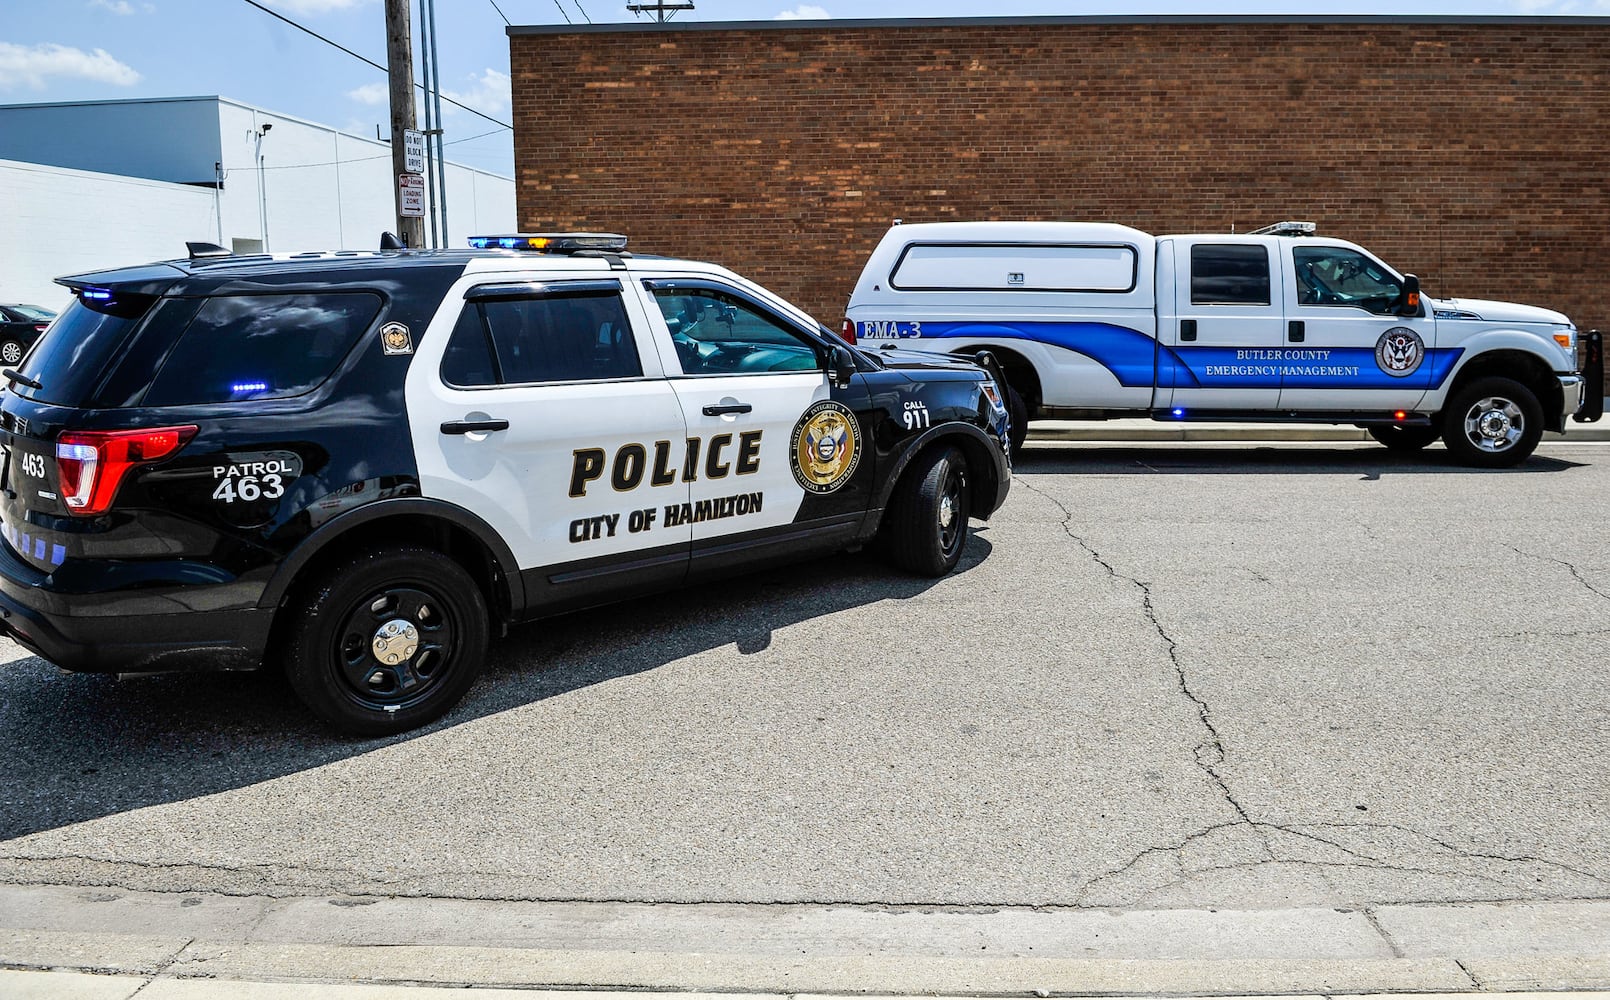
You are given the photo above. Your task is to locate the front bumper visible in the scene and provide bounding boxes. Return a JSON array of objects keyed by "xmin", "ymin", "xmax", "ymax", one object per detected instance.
[{"xmin": 1573, "ymin": 329, "xmax": 1603, "ymax": 424}]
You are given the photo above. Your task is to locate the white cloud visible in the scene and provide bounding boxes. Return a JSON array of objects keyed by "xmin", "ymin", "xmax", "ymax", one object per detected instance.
[
  {"xmin": 89, "ymin": 0, "xmax": 136, "ymax": 13},
  {"xmin": 774, "ymin": 4, "xmax": 829, "ymax": 18},
  {"xmin": 0, "ymin": 42, "xmax": 141, "ymax": 90},
  {"xmin": 442, "ymin": 67, "xmax": 511, "ymax": 121},
  {"xmin": 263, "ymin": 0, "xmax": 377, "ymax": 13},
  {"xmin": 347, "ymin": 81, "xmax": 388, "ymax": 105}
]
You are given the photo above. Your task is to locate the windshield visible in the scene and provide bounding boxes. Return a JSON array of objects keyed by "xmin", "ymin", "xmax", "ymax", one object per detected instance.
[{"xmin": 7, "ymin": 305, "xmax": 55, "ymax": 322}]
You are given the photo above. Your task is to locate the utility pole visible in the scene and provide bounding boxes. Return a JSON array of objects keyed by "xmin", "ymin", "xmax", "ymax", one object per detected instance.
[
  {"xmin": 385, "ymin": 0, "xmax": 424, "ymax": 248},
  {"xmin": 627, "ymin": 0, "xmax": 694, "ymax": 22}
]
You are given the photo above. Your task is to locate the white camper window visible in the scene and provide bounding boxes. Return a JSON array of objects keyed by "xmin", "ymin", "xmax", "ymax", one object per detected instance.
[{"xmin": 889, "ymin": 243, "xmax": 1137, "ymax": 293}]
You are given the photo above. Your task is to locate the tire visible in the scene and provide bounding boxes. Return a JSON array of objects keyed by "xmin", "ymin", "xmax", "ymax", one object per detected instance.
[
  {"xmin": 283, "ymin": 546, "xmax": 489, "ymax": 736},
  {"xmin": 0, "ymin": 338, "xmax": 25, "ymax": 367},
  {"xmin": 1440, "ymin": 376, "xmax": 1545, "ymax": 468},
  {"xmin": 1004, "ymin": 382, "xmax": 1029, "ymax": 457},
  {"xmin": 1368, "ymin": 424, "xmax": 1440, "ymax": 452},
  {"xmin": 885, "ymin": 446, "xmax": 972, "ymax": 577}
]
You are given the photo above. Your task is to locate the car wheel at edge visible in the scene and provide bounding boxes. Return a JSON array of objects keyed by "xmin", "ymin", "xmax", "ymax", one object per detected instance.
[
  {"xmin": 886, "ymin": 445, "xmax": 971, "ymax": 577},
  {"xmin": 1440, "ymin": 376, "xmax": 1545, "ymax": 468},
  {"xmin": 284, "ymin": 545, "xmax": 489, "ymax": 737},
  {"xmin": 0, "ymin": 339, "xmax": 24, "ymax": 367}
]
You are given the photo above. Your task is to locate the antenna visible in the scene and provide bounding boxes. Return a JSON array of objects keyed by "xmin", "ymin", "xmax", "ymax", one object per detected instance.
[{"xmin": 627, "ymin": 0, "xmax": 693, "ymax": 22}]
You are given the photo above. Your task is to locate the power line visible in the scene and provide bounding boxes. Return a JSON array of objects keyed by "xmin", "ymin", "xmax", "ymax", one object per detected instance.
[
  {"xmin": 552, "ymin": 0, "xmax": 572, "ymax": 24},
  {"xmin": 488, "ymin": 0, "xmax": 511, "ymax": 25},
  {"xmin": 237, "ymin": 0, "xmax": 512, "ymax": 131},
  {"xmin": 244, "ymin": 127, "xmax": 511, "ymax": 171},
  {"xmin": 574, "ymin": 0, "xmax": 593, "ymax": 24}
]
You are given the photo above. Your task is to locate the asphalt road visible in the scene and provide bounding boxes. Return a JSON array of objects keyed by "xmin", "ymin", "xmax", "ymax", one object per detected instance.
[{"xmin": 2, "ymin": 440, "xmax": 1607, "ymax": 911}]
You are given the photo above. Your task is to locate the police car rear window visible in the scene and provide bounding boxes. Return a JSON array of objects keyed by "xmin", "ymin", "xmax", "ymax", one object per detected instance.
[
  {"xmin": 9, "ymin": 297, "xmax": 154, "ymax": 407},
  {"xmin": 142, "ymin": 292, "xmax": 382, "ymax": 406}
]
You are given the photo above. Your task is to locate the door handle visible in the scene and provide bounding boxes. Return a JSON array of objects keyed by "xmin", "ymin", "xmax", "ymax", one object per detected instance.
[
  {"xmin": 1180, "ymin": 320, "xmax": 1197, "ymax": 342},
  {"xmin": 1288, "ymin": 320, "xmax": 1306, "ymax": 343},
  {"xmin": 440, "ymin": 418, "xmax": 510, "ymax": 435},
  {"xmin": 702, "ymin": 403, "xmax": 753, "ymax": 416}
]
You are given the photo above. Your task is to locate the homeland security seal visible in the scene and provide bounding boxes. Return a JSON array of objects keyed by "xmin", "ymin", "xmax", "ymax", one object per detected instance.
[
  {"xmin": 791, "ymin": 399, "xmax": 861, "ymax": 494},
  {"xmin": 1375, "ymin": 326, "xmax": 1424, "ymax": 378}
]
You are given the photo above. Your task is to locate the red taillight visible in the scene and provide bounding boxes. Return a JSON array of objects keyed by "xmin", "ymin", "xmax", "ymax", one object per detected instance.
[
  {"xmin": 33, "ymin": 324, "xmax": 47, "ymax": 333},
  {"xmin": 1394, "ymin": 410, "xmax": 1408, "ymax": 421},
  {"xmin": 56, "ymin": 425, "xmax": 197, "ymax": 516},
  {"xmin": 839, "ymin": 318, "xmax": 858, "ymax": 345}
]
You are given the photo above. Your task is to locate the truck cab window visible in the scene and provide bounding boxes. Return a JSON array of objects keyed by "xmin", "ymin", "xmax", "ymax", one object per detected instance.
[
  {"xmin": 1190, "ymin": 245, "xmax": 1271, "ymax": 305},
  {"xmin": 1293, "ymin": 247, "xmax": 1402, "ymax": 315}
]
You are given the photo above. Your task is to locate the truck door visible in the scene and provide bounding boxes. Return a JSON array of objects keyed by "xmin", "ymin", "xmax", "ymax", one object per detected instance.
[
  {"xmin": 1159, "ymin": 239, "xmax": 1285, "ymax": 411},
  {"xmin": 1275, "ymin": 244, "xmax": 1437, "ymax": 411}
]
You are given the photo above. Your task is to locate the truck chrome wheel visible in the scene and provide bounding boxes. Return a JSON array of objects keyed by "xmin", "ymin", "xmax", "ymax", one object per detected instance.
[
  {"xmin": 1462, "ymin": 396, "xmax": 1524, "ymax": 453},
  {"xmin": 1441, "ymin": 377, "xmax": 1544, "ymax": 468}
]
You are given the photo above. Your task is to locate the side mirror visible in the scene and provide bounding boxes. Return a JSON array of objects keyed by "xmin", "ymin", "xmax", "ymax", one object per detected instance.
[
  {"xmin": 829, "ymin": 345, "xmax": 856, "ymax": 388},
  {"xmin": 1398, "ymin": 274, "xmax": 1422, "ymax": 316}
]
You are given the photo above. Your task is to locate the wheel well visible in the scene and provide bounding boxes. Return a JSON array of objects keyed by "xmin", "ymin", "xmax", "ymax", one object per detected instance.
[
  {"xmin": 954, "ymin": 344, "xmax": 1042, "ymax": 415},
  {"xmin": 267, "ymin": 515, "xmax": 511, "ymax": 659},
  {"xmin": 1446, "ymin": 350, "xmax": 1562, "ymax": 429},
  {"xmin": 905, "ymin": 433, "xmax": 1003, "ymax": 521}
]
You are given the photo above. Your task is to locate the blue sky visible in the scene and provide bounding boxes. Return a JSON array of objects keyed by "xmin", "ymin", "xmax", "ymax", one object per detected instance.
[{"xmin": 2, "ymin": 0, "xmax": 1605, "ymax": 177}]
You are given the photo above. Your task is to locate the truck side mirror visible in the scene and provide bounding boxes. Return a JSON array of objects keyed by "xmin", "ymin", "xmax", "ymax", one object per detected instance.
[
  {"xmin": 829, "ymin": 345, "xmax": 857, "ymax": 388},
  {"xmin": 1398, "ymin": 274, "xmax": 1422, "ymax": 316}
]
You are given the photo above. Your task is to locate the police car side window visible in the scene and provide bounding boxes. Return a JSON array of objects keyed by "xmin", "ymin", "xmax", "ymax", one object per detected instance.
[
  {"xmin": 142, "ymin": 292, "xmax": 382, "ymax": 406},
  {"xmin": 443, "ymin": 290, "xmax": 643, "ymax": 387},
  {"xmin": 650, "ymin": 289, "xmax": 820, "ymax": 376},
  {"xmin": 1190, "ymin": 245, "xmax": 1271, "ymax": 305},
  {"xmin": 1293, "ymin": 247, "xmax": 1402, "ymax": 314}
]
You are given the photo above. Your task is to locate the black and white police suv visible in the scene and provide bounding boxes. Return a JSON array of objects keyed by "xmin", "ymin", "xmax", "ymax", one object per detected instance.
[{"xmin": 0, "ymin": 234, "xmax": 1011, "ymax": 735}]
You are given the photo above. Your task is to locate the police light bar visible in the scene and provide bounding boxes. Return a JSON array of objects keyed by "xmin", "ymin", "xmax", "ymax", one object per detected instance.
[
  {"xmin": 1250, "ymin": 221, "xmax": 1318, "ymax": 237},
  {"xmin": 468, "ymin": 233, "xmax": 629, "ymax": 252}
]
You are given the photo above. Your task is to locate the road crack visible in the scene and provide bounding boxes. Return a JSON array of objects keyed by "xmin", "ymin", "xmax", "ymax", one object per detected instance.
[{"xmin": 1512, "ymin": 547, "xmax": 1610, "ymax": 603}]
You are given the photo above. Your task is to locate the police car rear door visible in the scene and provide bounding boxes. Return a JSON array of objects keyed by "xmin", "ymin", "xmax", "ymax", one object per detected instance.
[
  {"xmin": 1276, "ymin": 242, "xmax": 1437, "ymax": 411},
  {"xmin": 634, "ymin": 275, "xmax": 875, "ymax": 574},
  {"xmin": 407, "ymin": 270, "xmax": 692, "ymax": 610}
]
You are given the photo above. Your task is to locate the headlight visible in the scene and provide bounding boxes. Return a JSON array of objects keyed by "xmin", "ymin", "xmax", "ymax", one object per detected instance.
[
  {"xmin": 981, "ymin": 379, "xmax": 1006, "ymax": 412},
  {"xmin": 1553, "ymin": 324, "xmax": 1577, "ymax": 354}
]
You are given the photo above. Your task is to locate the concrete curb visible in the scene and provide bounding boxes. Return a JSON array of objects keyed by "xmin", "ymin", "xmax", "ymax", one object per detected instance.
[
  {"xmin": 2, "ymin": 887, "xmax": 1608, "ymax": 996},
  {"xmin": 1026, "ymin": 414, "xmax": 1610, "ymax": 443}
]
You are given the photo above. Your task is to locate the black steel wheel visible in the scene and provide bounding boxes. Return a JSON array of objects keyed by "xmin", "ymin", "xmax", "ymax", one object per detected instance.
[
  {"xmin": 885, "ymin": 445, "xmax": 972, "ymax": 577},
  {"xmin": 284, "ymin": 546, "xmax": 489, "ymax": 736},
  {"xmin": 1367, "ymin": 424, "xmax": 1441, "ymax": 452},
  {"xmin": 1440, "ymin": 376, "xmax": 1544, "ymax": 468}
]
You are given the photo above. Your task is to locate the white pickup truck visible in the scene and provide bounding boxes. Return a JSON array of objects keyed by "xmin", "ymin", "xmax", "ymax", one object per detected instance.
[{"xmin": 843, "ymin": 221, "xmax": 1603, "ymax": 466}]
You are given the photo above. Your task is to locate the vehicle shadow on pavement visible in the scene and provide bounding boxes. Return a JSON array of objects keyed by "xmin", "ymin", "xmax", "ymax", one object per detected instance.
[
  {"xmin": 0, "ymin": 537, "xmax": 989, "ymax": 841},
  {"xmin": 1016, "ymin": 444, "xmax": 1587, "ymax": 476}
]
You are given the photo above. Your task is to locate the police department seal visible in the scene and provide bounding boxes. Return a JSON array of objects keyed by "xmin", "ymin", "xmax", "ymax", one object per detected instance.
[
  {"xmin": 380, "ymin": 322, "xmax": 414, "ymax": 356},
  {"xmin": 1375, "ymin": 326, "xmax": 1424, "ymax": 378},
  {"xmin": 791, "ymin": 399, "xmax": 860, "ymax": 494}
]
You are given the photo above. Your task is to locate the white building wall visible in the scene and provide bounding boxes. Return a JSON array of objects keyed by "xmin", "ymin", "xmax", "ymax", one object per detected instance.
[
  {"xmin": 0, "ymin": 159, "xmax": 215, "ymax": 310},
  {"xmin": 0, "ymin": 97, "xmax": 515, "ymax": 270}
]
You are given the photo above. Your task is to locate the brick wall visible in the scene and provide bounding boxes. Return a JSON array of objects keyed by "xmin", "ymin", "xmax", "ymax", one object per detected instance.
[{"xmin": 510, "ymin": 17, "xmax": 1609, "ymax": 382}]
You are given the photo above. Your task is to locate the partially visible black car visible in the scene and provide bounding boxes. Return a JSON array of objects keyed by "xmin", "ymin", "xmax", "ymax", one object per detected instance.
[{"xmin": 0, "ymin": 304, "xmax": 56, "ymax": 367}]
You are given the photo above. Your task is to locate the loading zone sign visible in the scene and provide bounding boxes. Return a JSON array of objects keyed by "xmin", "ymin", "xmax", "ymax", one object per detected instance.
[{"xmin": 399, "ymin": 173, "xmax": 425, "ymax": 218}]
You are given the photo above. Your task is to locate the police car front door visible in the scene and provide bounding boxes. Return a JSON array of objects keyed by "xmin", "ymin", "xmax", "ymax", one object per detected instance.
[
  {"xmin": 637, "ymin": 279, "xmax": 874, "ymax": 575},
  {"xmin": 1162, "ymin": 239, "xmax": 1285, "ymax": 411},
  {"xmin": 1276, "ymin": 245, "xmax": 1438, "ymax": 411},
  {"xmin": 408, "ymin": 274, "xmax": 692, "ymax": 611}
]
